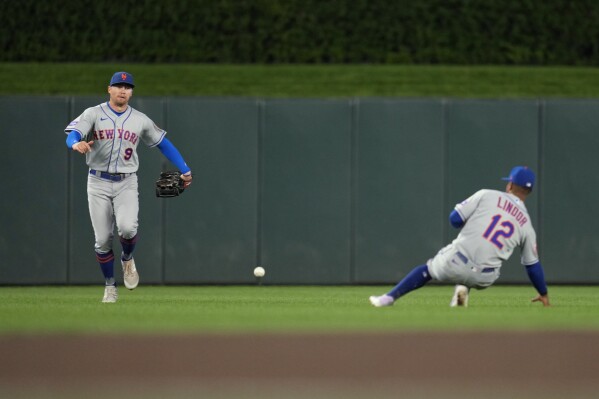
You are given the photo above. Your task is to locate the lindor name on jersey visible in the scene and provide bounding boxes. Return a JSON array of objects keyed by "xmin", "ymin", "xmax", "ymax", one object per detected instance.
[{"xmin": 496, "ymin": 196, "xmax": 528, "ymax": 227}]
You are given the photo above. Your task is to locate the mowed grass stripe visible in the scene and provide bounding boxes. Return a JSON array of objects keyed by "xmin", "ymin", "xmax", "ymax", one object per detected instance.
[{"xmin": 1, "ymin": 286, "xmax": 598, "ymax": 333}]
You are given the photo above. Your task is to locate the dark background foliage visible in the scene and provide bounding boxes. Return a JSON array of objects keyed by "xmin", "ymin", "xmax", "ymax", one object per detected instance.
[{"xmin": 2, "ymin": 0, "xmax": 598, "ymax": 64}]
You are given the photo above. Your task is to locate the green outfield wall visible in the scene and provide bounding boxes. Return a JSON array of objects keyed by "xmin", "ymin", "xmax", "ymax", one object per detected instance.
[{"xmin": 0, "ymin": 97, "xmax": 597, "ymax": 285}]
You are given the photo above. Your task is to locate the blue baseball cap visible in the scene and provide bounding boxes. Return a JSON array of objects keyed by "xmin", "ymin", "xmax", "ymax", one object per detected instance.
[
  {"xmin": 501, "ymin": 166, "xmax": 535, "ymax": 189},
  {"xmin": 109, "ymin": 71, "xmax": 135, "ymax": 88}
]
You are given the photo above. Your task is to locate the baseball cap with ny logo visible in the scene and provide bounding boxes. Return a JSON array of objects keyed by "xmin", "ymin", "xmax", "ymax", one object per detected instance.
[{"xmin": 109, "ymin": 71, "xmax": 135, "ymax": 88}]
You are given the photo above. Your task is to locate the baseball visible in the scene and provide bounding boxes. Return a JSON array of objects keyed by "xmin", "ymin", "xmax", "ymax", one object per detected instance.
[{"xmin": 254, "ymin": 266, "xmax": 265, "ymax": 278}]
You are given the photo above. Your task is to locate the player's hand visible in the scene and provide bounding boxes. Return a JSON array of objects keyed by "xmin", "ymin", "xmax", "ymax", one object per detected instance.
[
  {"xmin": 181, "ymin": 171, "xmax": 192, "ymax": 188},
  {"xmin": 72, "ymin": 140, "xmax": 94, "ymax": 154},
  {"xmin": 531, "ymin": 294, "xmax": 550, "ymax": 307}
]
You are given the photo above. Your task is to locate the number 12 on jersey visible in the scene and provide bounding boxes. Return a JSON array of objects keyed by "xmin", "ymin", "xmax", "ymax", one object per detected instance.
[{"xmin": 483, "ymin": 214, "xmax": 514, "ymax": 249}]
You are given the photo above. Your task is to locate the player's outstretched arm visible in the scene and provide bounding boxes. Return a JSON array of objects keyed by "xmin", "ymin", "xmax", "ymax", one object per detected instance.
[
  {"xmin": 531, "ymin": 294, "xmax": 550, "ymax": 307},
  {"xmin": 526, "ymin": 262, "xmax": 550, "ymax": 307},
  {"xmin": 157, "ymin": 138, "xmax": 192, "ymax": 187}
]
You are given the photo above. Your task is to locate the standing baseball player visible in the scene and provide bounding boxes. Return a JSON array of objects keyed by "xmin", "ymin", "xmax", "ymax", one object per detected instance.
[
  {"xmin": 369, "ymin": 166, "xmax": 550, "ymax": 308},
  {"xmin": 65, "ymin": 71, "xmax": 192, "ymax": 303}
]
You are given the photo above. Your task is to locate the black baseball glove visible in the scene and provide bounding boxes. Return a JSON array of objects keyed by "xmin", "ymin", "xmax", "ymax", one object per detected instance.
[{"xmin": 155, "ymin": 171, "xmax": 186, "ymax": 197}]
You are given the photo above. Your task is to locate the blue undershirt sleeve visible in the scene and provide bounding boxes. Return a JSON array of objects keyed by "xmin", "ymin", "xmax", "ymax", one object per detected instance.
[
  {"xmin": 449, "ymin": 209, "xmax": 465, "ymax": 229},
  {"xmin": 66, "ymin": 130, "xmax": 82, "ymax": 149},
  {"xmin": 157, "ymin": 137, "xmax": 191, "ymax": 174},
  {"xmin": 525, "ymin": 261, "xmax": 548, "ymax": 296}
]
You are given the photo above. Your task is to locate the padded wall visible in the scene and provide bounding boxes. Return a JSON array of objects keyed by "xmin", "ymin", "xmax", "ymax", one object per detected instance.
[
  {"xmin": 1, "ymin": 97, "xmax": 597, "ymax": 284},
  {"xmin": 354, "ymin": 99, "xmax": 445, "ymax": 283},
  {"xmin": 542, "ymin": 100, "xmax": 599, "ymax": 282},
  {"xmin": 0, "ymin": 97, "xmax": 70, "ymax": 283},
  {"xmin": 261, "ymin": 100, "xmax": 352, "ymax": 283},
  {"xmin": 164, "ymin": 98, "xmax": 259, "ymax": 283}
]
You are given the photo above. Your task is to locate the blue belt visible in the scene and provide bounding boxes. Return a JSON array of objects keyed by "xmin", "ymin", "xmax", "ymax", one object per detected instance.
[
  {"xmin": 89, "ymin": 169, "xmax": 133, "ymax": 182},
  {"xmin": 457, "ymin": 251, "xmax": 496, "ymax": 273}
]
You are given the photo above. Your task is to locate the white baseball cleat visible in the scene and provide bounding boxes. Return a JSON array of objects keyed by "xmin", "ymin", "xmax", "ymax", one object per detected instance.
[
  {"xmin": 450, "ymin": 285, "xmax": 469, "ymax": 307},
  {"xmin": 369, "ymin": 294, "xmax": 394, "ymax": 307},
  {"xmin": 102, "ymin": 285, "xmax": 118, "ymax": 303},
  {"xmin": 122, "ymin": 257, "xmax": 139, "ymax": 290}
]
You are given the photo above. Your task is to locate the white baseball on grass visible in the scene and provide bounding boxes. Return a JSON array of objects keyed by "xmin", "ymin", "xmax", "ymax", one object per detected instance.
[{"xmin": 254, "ymin": 266, "xmax": 265, "ymax": 277}]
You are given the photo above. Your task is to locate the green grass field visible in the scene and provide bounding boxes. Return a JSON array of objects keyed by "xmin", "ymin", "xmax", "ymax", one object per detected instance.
[
  {"xmin": 1, "ymin": 285, "xmax": 598, "ymax": 334},
  {"xmin": 3, "ymin": 63, "xmax": 598, "ymax": 335},
  {"xmin": 3, "ymin": 63, "xmax": 599, "ymax": 98}
]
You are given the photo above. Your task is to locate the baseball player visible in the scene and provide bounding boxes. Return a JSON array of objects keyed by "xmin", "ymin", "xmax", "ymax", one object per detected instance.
[
  {"xmin": 369, "ymin": 166, "xmax": 550, "ymax": 308},
  {"xmin": 65, "ymin": 72, "xmax": 192, "ymax": 303}
]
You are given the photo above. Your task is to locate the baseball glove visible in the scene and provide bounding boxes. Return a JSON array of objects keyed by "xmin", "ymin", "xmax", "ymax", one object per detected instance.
[{"xmin": 155, "ymin": 171, "xmax": 186, "ymax": 198}]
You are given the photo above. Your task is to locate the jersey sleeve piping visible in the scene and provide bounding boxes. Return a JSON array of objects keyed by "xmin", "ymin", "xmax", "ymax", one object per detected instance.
[
  {"xmin": 148, "ymin": 130, "xmax": 167, "ymax": 148},
  {"xmin": 455, "ymin": 207, "xmax": 466, "ymax": 221}
]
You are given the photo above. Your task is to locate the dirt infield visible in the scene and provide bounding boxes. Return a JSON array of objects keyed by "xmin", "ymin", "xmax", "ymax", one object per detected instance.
[{"xmin": 1, "ymin": 332, "xmax": 598, "ymax": 399}]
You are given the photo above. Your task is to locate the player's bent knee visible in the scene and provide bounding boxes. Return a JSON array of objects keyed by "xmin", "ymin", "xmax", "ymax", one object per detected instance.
[
  {"xmin": 119, "ymin": 227, "xmax": 138, "ymax": 240},
  {"xmin": 116, "ymin": 218, "xmax": 138, "ymax": 239},
  {"xmin": 94, "ymin": 239, "xmax": 113, "ymax": 253}
]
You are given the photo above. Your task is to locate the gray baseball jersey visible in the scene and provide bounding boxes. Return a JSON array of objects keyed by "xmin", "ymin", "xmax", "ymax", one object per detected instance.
[
  {"xmin": 65, "ymin": 102, "xmax": 166, "ymax": 173},
  {"xmin": 452, "ymin": 189, "xmax": 539, "ymax": 268}
]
